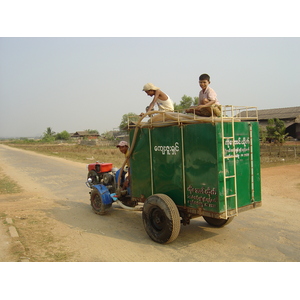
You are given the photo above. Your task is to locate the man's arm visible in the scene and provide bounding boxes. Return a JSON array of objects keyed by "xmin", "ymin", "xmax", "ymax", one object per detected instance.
[{"xmin": 198, "ymin": 99, "xmax": 217, "ymax": 107}]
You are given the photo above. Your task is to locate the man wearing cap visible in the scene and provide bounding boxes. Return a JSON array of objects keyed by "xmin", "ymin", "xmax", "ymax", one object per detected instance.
[
  {"xmin": 141, "ymin": 83, "xmax": 174, "ymax": 116},
  {"xmin": 116, "ymin": 141, "xmax": 130, "ymax": 188}
]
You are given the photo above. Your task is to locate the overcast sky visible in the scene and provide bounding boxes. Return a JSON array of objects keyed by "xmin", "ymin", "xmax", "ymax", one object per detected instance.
[{"xmin": 1, "ymin": 3, "xmax": 299, "ymax": 138}]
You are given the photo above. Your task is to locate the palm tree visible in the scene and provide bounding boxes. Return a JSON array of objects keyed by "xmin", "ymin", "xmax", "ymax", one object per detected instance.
[{"xmin": 43, "ymin": 127, "xmax": 55, "ymax": 138}]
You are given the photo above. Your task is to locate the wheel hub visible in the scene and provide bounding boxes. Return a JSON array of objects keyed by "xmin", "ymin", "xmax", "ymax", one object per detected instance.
[{"xmin": 150, "ymin": 208, "xmax": 166, "ymax": 231}]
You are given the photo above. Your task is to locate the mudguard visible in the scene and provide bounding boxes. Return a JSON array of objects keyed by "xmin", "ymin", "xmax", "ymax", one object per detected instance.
[{"xmin": 93, "ymin": 184, "xmax": 113, "ymax": 205}]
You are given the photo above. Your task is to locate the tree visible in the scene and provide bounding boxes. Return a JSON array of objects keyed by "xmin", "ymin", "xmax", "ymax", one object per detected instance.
[
  {"xmin": 101, "ymin": 130, "xmax": 115, "ymax": 140},
  {"xmin": 85, "ymin": 129, "xmax": 99, "ymax": 135},
  {"xmin": 259, "ymin": 126, "xmax": 267, "ymax": 143},
  {"xmin": 266, "ymin": 118, "xmax": 288, "ymax": 144},
  {"xmin": 56, "ymin": 130, "xmax": 70, "ymax": 140},
  {"xmin": 119, "ymin": 112, "xmax": 139, "ymax": 130},
  {"xmin": 43, "ymin": 127, "xmax": 55, "ymax": 137},
  {"xmin": 42, "ymin": 127, "xmax": 56, "ymax": 142},
  {"xmin": 174, "ymin": 95, "xmax": 198, "ymax": 111}
]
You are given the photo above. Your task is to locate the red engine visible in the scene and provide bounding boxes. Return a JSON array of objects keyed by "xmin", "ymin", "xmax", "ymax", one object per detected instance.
[
  {"xmin": 87, "ymin": 162, "xmax": 114, "ymax": 186},
  {"xmin": 87, "ymin": 162, "xmax": 113, "ymax": 173}
]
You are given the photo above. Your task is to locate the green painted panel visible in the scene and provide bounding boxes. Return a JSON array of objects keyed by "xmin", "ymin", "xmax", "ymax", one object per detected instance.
[
  {"xmin": 130, "ymin": 128, "xmax": 152, "ymax": 198},
  {"xmin": 183, "ymin": 123, "xmax": 220, "ymax": 212},
  {"xmin": 250, "ymin": 122, "xmax": 262, "ymax": 202},
  {"xmin": 216, "ymin": 121, "xmax": 262, "ymax": 213},
  {"xmin": 130, "ymin": 120, "xmax": 261, "ymax": 214},
  {"xmin": 151, "ymin": 126, "xmax": 184, "ymax": 205},
  {"xmin": 130, "ymin": 126, "xmax": 184, "ymax": 204}
]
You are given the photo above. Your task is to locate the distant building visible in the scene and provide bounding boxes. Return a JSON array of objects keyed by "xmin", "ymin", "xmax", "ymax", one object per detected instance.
[
  {"xmin": 71, "ymin": 131, "xmax": 100, "ymax": 140},
  {"xmin": 239, "ymin": 106, "xmax": 300, "ymax": 140}
]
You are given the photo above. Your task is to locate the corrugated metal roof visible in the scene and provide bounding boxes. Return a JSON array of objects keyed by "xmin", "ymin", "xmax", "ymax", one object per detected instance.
[
  {"xmin": 257, "ymin": 106, "xmax": 300, "ymax": 120},
  {"xmin": 71, "ymin": 131, "xmax": 99, "ymax": 137},
  {"xmin": 238, "ymin": 106, "xmax": 300, "ymax": 121}
]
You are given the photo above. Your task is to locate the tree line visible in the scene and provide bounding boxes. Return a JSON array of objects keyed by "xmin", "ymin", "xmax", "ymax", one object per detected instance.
[{"xmin": 41, "ymin": 128, "xmax": 99, "ymax": 142}]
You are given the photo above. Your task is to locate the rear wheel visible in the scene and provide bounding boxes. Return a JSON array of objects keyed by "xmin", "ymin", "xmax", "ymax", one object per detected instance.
[
  {"xmin": 203, "ymin": 216, "xmax": 234, "ymax": 227},
  {"xmin": 90, "ymin": 189, "xmax": 111, "ymax": 215},
  {"xmin": 142, "ymin": 194, "xmax": 181, "ymax": 244}
]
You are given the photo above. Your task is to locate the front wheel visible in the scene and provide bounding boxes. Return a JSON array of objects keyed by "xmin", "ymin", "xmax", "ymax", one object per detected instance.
[
  {"xmin": 203, "ymin": 216, "xmax": 234, "ymax": 227},
  {"xmin": 90, "ymin": 189, "xmax": 112, "ymax": 215},
  {"xmin": 142, "ymin": 194, "xmax": 181, "ymax": 244}
]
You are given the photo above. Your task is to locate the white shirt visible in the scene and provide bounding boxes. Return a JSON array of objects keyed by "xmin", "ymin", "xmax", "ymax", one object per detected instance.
[{"xmin": 157, "ymin": 94, "xmax": 174, "ymax": 111}]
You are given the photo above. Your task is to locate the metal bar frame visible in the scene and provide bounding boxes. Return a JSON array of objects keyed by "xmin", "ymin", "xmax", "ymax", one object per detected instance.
[
  {"xmin": 148, "ymin": 128, "xmax": 154, "ymax": 195},
  {"xmin": 180, "ymin": 126, "xmax": 187, "ymax": 206},
  {"xmin": 221, "ymin": 105, "xmax": 238, "ymax": 219},
  {"xmin": 249, "ymin": 122, "xmax": 255, "ymax": 202}
]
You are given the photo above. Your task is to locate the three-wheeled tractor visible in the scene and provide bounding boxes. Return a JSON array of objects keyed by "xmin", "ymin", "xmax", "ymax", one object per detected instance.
[{"xmin": 86, "ymin": 106, "xmax": 262, "ymax": 244}]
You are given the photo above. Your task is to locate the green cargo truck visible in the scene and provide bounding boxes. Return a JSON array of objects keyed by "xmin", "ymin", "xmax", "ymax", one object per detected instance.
[{"xmin": 87, "ymin": 105, "xmax": 262, "ymax": 244}]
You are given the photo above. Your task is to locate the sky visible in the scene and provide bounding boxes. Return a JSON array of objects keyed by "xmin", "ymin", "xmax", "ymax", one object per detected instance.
[{"xmin": 1, "ymin": 3, "xmax": 300, "ymax": 138}]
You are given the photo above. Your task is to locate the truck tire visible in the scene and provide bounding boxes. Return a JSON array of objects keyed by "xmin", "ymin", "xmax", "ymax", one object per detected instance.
[
  {"xmin": 90, "ymin": 189, "xmax": 112, "ymax": 215},
  {"xmin": 142, "ymin": 194, "xmax": 181, "ymax": 244},
  {"xmin": 203, "ymin": 216, "xmax": 234, "ymax": 227}
]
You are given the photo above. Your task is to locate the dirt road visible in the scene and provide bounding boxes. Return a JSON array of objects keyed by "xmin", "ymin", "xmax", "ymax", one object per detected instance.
[{"xmin": 0, "ymin": 144, "xmax": 299, "ymax": 262}]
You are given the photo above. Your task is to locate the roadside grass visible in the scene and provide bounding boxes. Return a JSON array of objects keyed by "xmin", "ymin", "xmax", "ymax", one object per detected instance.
[
  {"xmin": 260, "ymin": 156, "xmax": 300, "ymax": 168},
  {"xmin": 0, "ymin": 212, "xmax": 7, "ymax": 218},
  {"xmin": 13, "ymin": 214, "xmax": 76, "ymax": 262},
  {"xmin": 0, "ymin": 167, "xmax": 23, "ymax": 194},
  {"xmin": 3, "ymin": 143, "xmax": 125, "ymax": 167}
]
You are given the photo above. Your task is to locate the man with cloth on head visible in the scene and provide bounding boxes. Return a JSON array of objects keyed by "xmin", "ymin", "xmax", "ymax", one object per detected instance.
[{"xmin": 141, "ymin": 83, "xmax": 174, "ymax": 116}]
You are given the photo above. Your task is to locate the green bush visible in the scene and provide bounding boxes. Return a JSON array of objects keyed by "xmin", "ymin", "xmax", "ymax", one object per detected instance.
[{"xmin": 56, "ymin": 130, "xmax": 70, "ymax": 140}]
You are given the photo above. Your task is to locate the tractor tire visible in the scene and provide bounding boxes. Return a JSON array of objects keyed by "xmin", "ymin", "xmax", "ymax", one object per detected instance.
[
  {"xmin": 90, "ymin": 189, "xmax": 112, "ymax": 215},
  {"xmin": 142, "ymin": 194, "xmax": 181, "ymax": 244},
  {"xmin": 203, "ymin": 216, "xmax": 234, "ymax": 227}
]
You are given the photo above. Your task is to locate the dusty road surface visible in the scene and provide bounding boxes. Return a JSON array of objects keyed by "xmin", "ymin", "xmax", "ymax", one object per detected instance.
[{"xmin": 0, "ymin": 144, "xmax": 299, "ymax": 262}]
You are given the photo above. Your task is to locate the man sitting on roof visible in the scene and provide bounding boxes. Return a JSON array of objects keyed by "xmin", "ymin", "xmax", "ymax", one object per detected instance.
[
  {"xmin": 140, "ymin": 83, "xmax": 174, "ymax": 117},
  {"xmin": 186, "ymin": 74, "xmax": 221, "ymax": 117}
]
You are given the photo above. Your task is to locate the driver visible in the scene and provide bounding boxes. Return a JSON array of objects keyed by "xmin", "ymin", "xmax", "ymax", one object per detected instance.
[{"xmin": 116, "ymin": 141, "xmax": 130, "ymax": 188}]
